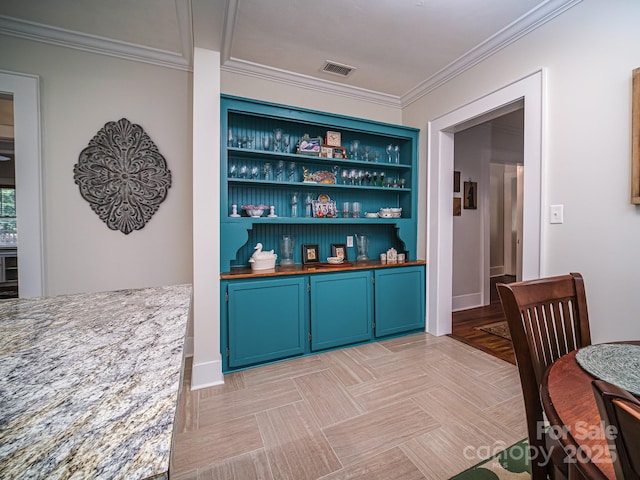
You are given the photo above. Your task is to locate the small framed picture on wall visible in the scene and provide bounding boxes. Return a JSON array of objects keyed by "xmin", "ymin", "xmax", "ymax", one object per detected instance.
[{"xmin": 464, "ymin": 181, "xmax": 477, "ymax": 209}]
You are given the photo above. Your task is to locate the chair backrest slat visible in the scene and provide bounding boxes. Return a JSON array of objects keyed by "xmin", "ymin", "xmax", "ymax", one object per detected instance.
[{"xmin": 496, "ymin": 272, "xmax": 592, "ymax": 480}]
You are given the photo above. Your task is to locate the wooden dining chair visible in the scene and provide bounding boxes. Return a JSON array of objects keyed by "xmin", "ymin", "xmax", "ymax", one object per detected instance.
[
  {"xmin": 592, "ymin": 380, "xmax": 640, "ymax": 480},
  {"xmin": 496, "ymin": 272, "xmax": 592, "ymax": 480}
]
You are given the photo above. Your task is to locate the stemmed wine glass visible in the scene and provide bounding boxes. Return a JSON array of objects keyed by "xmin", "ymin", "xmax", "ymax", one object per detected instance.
[
  {"xmin": 228, "ymin": 129, "xmax": 235, "ymax": 147},
  {"xmin": 276, "ymin": 161, "xmax": 284, "ymax": 181},
  {"xmin": 394, "ymin": 145, "xmax": 400, "ymax": 164},
  {"xmin": 263, "ymin": 162, "xmax": 272, "ymax": 181},
  {"xmin": 364, "ymin": 146, "xmax": 371, "ymax": 161},
  {"xmin": 288, "ymin": 162, "xmax": 296, "ymax": 182},
  {"xmin": 351, "ymin": 140, "xmax": 360, "ymax": 160},
  {"xmin": 283, "ymin": 133, "xmax": 291, "ymax": 153},
  {"xmin": 341, "ymin": 169, "xmax": 349, "ymax": 185},
  {"xmin": 273, "ymin": 129, "xmax": 283, "ymax": 152},
  {"xmin": 305, "ymin": 193, "xmax": 313, "ymax": 217},
  {"xmin": 386, "ymin": 145, "xmax": 393, "ymax": 163}
]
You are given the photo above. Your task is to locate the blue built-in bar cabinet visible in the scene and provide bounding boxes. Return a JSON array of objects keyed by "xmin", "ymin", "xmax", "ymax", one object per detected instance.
[{"xmin": 219, "ymin": 95, "xmax": 425, "ymax": 372}]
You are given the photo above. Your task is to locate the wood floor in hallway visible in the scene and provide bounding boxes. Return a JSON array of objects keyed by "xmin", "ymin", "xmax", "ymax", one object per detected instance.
[{"xmin": 449, "ymin": 276, "xmax": 516, "ymax": 365}]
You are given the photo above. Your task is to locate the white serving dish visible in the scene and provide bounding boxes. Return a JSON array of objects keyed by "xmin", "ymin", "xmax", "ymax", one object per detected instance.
[
  {"xmin": 250, "ymin": 257, "xmax": 276, "ymax": 270},
  {"xmin": 364, "ymin": 212, "xmax": 379, "ymax": 218},
  {"xmin": 327, "ymin": 256, "xmax": 344, "ymax": 264},
  {"xmin": 241, "ymin": 204, "xmax": 268, "ymax": 218}
]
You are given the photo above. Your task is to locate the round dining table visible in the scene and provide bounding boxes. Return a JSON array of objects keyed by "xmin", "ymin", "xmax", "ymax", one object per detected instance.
[{"xmin": 540, "ymin": 341, "xmax": 640, "ymax": 480}]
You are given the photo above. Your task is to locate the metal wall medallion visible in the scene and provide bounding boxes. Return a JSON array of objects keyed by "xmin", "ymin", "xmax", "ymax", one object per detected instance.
[{"xmin": 73, "ymin": 118, "xmax": 172, "ymax": 234}]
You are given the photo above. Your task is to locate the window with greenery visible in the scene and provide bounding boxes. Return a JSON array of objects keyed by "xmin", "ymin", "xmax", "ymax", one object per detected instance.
[{"xmin": 0, "ymin": 187, "xmax": 16, "ymax": 234}]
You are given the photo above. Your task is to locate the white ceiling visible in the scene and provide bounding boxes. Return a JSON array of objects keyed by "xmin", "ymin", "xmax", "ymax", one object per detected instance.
[{"xmin": 0, "ymin": 0, "xmax": 580, "ymax": 106}]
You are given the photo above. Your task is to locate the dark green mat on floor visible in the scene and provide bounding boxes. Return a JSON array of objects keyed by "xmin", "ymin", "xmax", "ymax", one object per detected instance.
[{"xmin": 449, "ymin": 439, "xmax": 530, "ymax": 479}]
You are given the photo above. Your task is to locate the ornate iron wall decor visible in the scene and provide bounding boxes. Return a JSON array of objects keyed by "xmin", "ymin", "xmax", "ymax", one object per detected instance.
[{"xmin": 74, "ymin": 118, "xmax": 172, "ymax": 234}]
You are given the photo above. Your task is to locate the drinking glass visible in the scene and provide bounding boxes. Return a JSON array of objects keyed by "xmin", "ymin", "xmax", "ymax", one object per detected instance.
[
  {"xmin": 306, "ymin": 193, "xmax": 314, "ymax": 217},
  {"xmin": 394, "ymin": 145, "xmax": 400, "ymax": 164},
  {"xmin": 229, "ymin": 163, "xmax": 237, "ymax": 178},
  {"xmin": 288, "ymin": 162, "xmax": 296, "ymax": 182},
  {"xmin": 239, "ymin": 165, "xmax": 248, "ymax": 178},
  {"xmin": 228, "ymin": 129, "xmax": 235, "ymax": 147},
  {"xmin": 351, "ymin": 140, "xmax": 360, "ymax": 160},
  {"xmin": 280, "ymin": 235, "xmax": 295, "ymax": 266},
  {"xmin": 342, "ymin": 202, "xmax": 350, "ymax": 218},
  {"xmin": 276, "ymin": 161, "xmax": 284, "ymax": 181},
  {"xmin": 386, "ymin": 145, "xmax": 393, "ymax": 163},
  {"xmin": 250, "ymin": 166, "xmax": 259, "ymax": 179},
  {"xmin": 283, "ymin": 133, "xmax": 291, "ymax": 153},
  {"xmin": 352, "ymin": 201, "xmax": 361, "ymax": 218},
  {"xmin": 262, "ymin": 135, "xmax": 271, "ymax": 151},
  {"xmin": 263, "ymin": 162, "xmax": 272, "ymax": 180},
  {"xmin": 273, "ymin": 128, "xmax": 283, "ymax": 152},
  {"xmin": 290, "ymin": 192, "xmax": 298, "ymax": 217}
]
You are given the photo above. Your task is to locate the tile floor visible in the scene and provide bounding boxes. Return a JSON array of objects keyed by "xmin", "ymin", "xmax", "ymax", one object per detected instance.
[{"xmin": 170, "ymin": 333, "xmax": 527, "ymax": 480}]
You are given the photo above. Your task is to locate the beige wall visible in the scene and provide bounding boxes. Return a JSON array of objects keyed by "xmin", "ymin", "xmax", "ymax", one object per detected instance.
[
  {"xmin": 0, "ymin": 34, "xmax": 193, "ymax": 296},
  {"xmin": 403, "ymin": 0, "xmax": 640, "ymax": 342}
]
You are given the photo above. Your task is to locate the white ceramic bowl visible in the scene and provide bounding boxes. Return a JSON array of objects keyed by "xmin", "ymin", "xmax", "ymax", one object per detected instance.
[
  {"xmin": 242, "ymin": 204, "xmax": 268, "ymax": 217},
  {"xmin": 327, "ymin": 256, "xmax": 344, "ymax": 264},
  {"xmin": 364, "ymin": 212, "xmax": 379, "ymax": 218},
  {"xmin": 379, "ymin": 208, "xmax": 392, "ymax": 215},
  {"xmin": 390, "ymin": 207, "xmax": 402, "ymax": 213}
]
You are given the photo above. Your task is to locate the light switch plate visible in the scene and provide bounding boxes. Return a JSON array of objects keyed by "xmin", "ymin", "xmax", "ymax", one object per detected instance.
[
  {"xmin": 347, "ymin": 236, "xmax": 354, "ymax": 247},
  {"xmin": 550, "ymin": 204, "xmax": 564, "ymax": 224}
]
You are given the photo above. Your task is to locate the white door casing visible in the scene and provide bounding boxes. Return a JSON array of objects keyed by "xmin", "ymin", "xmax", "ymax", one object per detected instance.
[
  {"xmin": 426, "ymin": 70, "xmax": 543, "ymax": 335},
  {"xmin": 0, "ymin": 70, "xmax": 44, "ymax": 297}
]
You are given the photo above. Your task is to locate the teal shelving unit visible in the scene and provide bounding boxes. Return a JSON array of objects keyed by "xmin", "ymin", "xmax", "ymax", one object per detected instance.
[{"xmin": 220, "ymin": 95, "xmax": 424, "ymax": 372}]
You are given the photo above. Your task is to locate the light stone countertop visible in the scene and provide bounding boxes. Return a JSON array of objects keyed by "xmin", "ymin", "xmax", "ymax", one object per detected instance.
[{"xmin": 0, "ymin": 284, "xmax": 192, "ymax": 480}]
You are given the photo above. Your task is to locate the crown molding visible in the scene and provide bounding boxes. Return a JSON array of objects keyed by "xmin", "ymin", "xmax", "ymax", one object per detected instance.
[
  {"xmin": 0, "ymin": 1, "xmax": 193, "ymax": 71},
  {"xmin": 400, "ymin": 0, "xmax": 582, "ymax": 107},
  {"xmin": 221, "ymin": 58, "xmax": 402, "ymax": 108}
]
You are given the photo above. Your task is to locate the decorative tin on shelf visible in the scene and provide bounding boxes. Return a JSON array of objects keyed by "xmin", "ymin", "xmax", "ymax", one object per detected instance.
[{"xmin": 312, "ymin": 194, "xmax": 337, "ymax": 218}]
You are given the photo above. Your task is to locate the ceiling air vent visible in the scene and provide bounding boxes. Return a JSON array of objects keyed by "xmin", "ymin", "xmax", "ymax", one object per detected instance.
[{"xmin": 321, "ymin": 61, "xmax": 355, "ymax": 78}]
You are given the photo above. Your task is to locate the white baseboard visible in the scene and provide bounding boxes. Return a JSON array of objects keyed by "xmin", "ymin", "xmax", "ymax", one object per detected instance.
[
  {"xmin": 490, "ymin": 266, "xmax": 505, "ymax": 277},
  {"xmin": 191, "ymin": 359, "xmax": 224, "ymax": 390},
  {"xmin": 452, "ymin": 293, "xmax": 483, "ymax": 312}
]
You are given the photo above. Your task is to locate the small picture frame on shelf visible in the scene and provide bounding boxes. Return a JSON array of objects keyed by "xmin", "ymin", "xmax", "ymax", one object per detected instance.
[
  {"xmin": 302, "ymin": 244, "xmax": 320, "ymax": 264},
  {"xmin": 297, "ymin": 134, "xmax": 322, "ymax": 155},
  {"xmin": 331, "ymin": 243, "xmax": 348, "ymax": 261}
]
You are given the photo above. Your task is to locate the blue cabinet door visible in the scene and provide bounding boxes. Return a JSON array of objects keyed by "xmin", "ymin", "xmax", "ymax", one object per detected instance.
[
  {"xmin": 227, "ymin": 277, "xmax": 307, "ymax": 368},
  {"xmin": 374, "ymin": 266, "xmax": 425, "ymax": 337},
  {"xmin": 310, "ymin": 271, "xmax": 373, "ymax": 351}
]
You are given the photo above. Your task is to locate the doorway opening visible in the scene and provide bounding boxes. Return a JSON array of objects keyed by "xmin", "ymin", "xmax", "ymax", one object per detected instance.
[
  {"xmin": 426, "ymin": 70, "xmax": 543, "ymax": 337},
  {"xmin": 0, "ymin": 71, "xmax": 45, "ymax": 298},
  {"xmin": 0, "ymin": 93, "xmax": 18, "ymax": 298}
]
